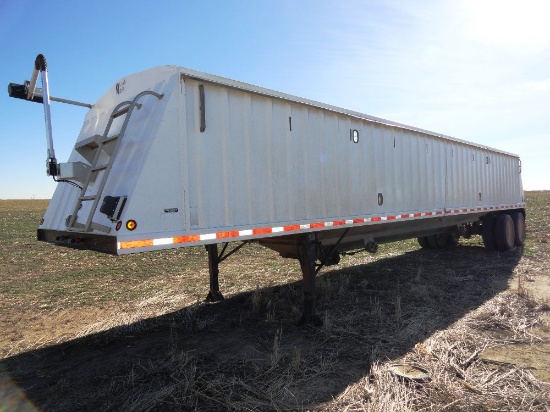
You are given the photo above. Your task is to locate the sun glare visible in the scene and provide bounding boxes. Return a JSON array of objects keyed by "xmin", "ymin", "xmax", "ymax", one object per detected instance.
[{"xmin": 463, "ymin": 0, "xmax": 550, "ymax": 51}]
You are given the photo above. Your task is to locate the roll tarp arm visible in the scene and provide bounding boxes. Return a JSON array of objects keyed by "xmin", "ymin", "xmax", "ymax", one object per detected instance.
[
  {"xmin": 35, "ymin": 54, "xmax": 57, "ymax": 176},
  {"xmin": 8, "ymin": 82, "xmax": 92, "ymax": 108},
  {"xmin": 7, "ymin": 55, "xmax": 92, "ymax": 108},
  {"xmin": 7, "ymin": 54, "xmax": 93, "ymax": 177},
  {"xmin": 8, "ymin": 81, "xmax": 92, "ymax": 109}
]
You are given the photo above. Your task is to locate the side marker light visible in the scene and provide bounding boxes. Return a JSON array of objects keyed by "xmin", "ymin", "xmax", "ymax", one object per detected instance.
[{"xmin": 126, "ymin": 220, "xmax": 137, "ymax": 231}]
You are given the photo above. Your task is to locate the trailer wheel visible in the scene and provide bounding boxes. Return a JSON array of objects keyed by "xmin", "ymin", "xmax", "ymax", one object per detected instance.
[
  {"xmin": 495, "ymin": 213, "xmax": 515, "ymax": 251},
  {"xmin": 482, "ymin": 217, "xmax": 497, "ymax": 250},
  {"xmin": 427, "ymin": 234, "xmax": 448, "ymax": 249},
  {"xmin": 510, "ymin": 211, "xmax": 526, "ymax": 246},
  {"xmin": 417, "ymin": 236, "xmax": 431, "ymax": 249}
]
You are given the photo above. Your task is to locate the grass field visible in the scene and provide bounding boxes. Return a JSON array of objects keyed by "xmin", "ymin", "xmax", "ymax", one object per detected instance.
[{"xmin": 1, "ymin": 193, "xmax": 549, "ymax": 411}]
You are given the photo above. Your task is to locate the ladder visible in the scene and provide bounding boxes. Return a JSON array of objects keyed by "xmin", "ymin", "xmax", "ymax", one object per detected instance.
[{"xmin": 66, "ymin": 90, "xmax": 163, "ymax": 233}]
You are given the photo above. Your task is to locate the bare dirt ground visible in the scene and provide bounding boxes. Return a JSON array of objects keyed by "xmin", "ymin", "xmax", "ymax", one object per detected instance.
[{"xmin": 1, "ymin": 193, "xmax": 549, "ymax": 411}]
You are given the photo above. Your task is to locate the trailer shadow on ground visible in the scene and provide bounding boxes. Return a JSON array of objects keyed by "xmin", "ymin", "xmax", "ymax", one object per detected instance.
[{"xmin": 1, "ymin": 245, "xmax": 523, "ymax": 411}]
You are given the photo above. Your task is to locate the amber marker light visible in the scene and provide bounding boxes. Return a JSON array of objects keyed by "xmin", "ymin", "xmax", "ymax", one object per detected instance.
[{"xmin": 126, "ymin": 220, "xmax": 137, "ymax": 231}]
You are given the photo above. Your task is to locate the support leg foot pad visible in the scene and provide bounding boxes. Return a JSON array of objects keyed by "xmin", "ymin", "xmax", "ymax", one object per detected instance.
[{"xmin": 205, "ymin": 290, "xmax": 224, "ymax": 303}]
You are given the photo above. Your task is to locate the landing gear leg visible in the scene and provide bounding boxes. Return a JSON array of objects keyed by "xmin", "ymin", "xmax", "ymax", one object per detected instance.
[
  {"xmin": 205, "ymin": 244, "xmax": 224, "ymax": 302},
  {"xmin": 298, "ymin": 234, "xmax": 322, "ymax": 325}
]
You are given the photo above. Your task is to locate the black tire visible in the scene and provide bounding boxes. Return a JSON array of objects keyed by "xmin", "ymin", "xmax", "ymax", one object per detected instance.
[
  {"xmin": 427, "ymin": 234, "xmax": 448, "ymax": 249},
  {"xmin": 495, "ymin": 213, "xmax": 515, "ymax": 251},
  {"xmin": 510, "ymin": 211, "xmax": 526, "ymax": 246},
  {"xmin": 482, "ymin": 216, "xmax": 497, "ymax": 250},
  {"xmin": 417, "ymin": 236, "xmax": 431, "ymax": 249}
]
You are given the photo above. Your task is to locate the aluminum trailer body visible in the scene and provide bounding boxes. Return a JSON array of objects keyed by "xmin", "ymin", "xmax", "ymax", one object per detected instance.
[{"xmin": 9, "ymin": 62, "xmax": 526, "ymax": 322}]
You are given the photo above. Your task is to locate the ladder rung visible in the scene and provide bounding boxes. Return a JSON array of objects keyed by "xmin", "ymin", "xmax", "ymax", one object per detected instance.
[
  {"xmin": 79, "ymin": 195, "xmax": 96, "ymax": 201},
  {"xmin": 102, "ymin": 134, "xmax": 119, "ymax": 144},
  {"xmin": 92, "ymin": 164, "xmax": 109, "ymax": 172},
  {"xmin": 112, "ymin": 106, "xmax": 130, "ymax": 118}
]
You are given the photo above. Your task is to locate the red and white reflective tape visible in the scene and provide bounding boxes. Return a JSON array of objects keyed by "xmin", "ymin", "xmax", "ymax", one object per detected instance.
[
  {"xmin": 445, "ymin": 203, "xmax": 525, "ymax": 215},
  {"xmin": 117, "ymin": 203, "xmax": 525, "ymax": 250}
]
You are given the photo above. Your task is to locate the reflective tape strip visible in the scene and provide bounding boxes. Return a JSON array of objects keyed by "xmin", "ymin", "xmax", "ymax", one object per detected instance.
[
  {"xmin": 284, "ymin": 225, "xmax": 301, "ymax": 231},
  {"xmin": 117, "ymin": 203, "xmax": 525, "ymax": 250},
  {"xmin": 216, "ymin": 231, "xmax": 239, "ymax": 239},
  {"xmin": 174, "ymin": 234, "xmax": 200, "ymax": 243},
  {"xmin": 154, "ymin": 237, "xmax": 174, "ymax": 246},
  {"xmin": 445, "ymin": 203, "xmax": 525, "ymax": 215},
  {"xmin": 118, "ymin": 239, "xmax": 154, "ymax": 249}
]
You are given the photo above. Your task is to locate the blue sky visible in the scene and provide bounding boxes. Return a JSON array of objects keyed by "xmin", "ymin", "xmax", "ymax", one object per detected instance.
[{"xmin": 1, "ymin": 0, "xmax": 548, "ymax": 199}]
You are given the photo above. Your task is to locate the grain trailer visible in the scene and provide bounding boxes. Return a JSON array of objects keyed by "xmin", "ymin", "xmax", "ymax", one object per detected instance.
[{"xmin": 8, "ymin": 55, "xmax": 526, "ymax": 323}]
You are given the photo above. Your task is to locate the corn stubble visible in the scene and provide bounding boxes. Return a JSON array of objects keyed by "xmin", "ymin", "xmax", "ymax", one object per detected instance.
[{"xmin": 0, "ymin": 192, "xmax": 549, "ymax": 411}]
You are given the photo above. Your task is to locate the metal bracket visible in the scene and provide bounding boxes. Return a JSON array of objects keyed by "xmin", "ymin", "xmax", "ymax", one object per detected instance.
[
  {"xmin": 204, "ymin": 241, "xmax": 250, "ymax": 302},
  {"xmin": 217, "ymin": 241, "xmax": 249, "ymax": 263},
  {"xmin": 315, "ymin": 228, "xmax": 350, "ymax": 274}
]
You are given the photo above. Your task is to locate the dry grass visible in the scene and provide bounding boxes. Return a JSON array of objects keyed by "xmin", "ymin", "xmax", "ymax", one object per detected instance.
[
  {"xmin": 1, "ymin": 193, "xmax": 549, "ymax": 411},
  {"xmin": 328, "ymin": 291, "xmax": 548, "ymax": 411}
]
